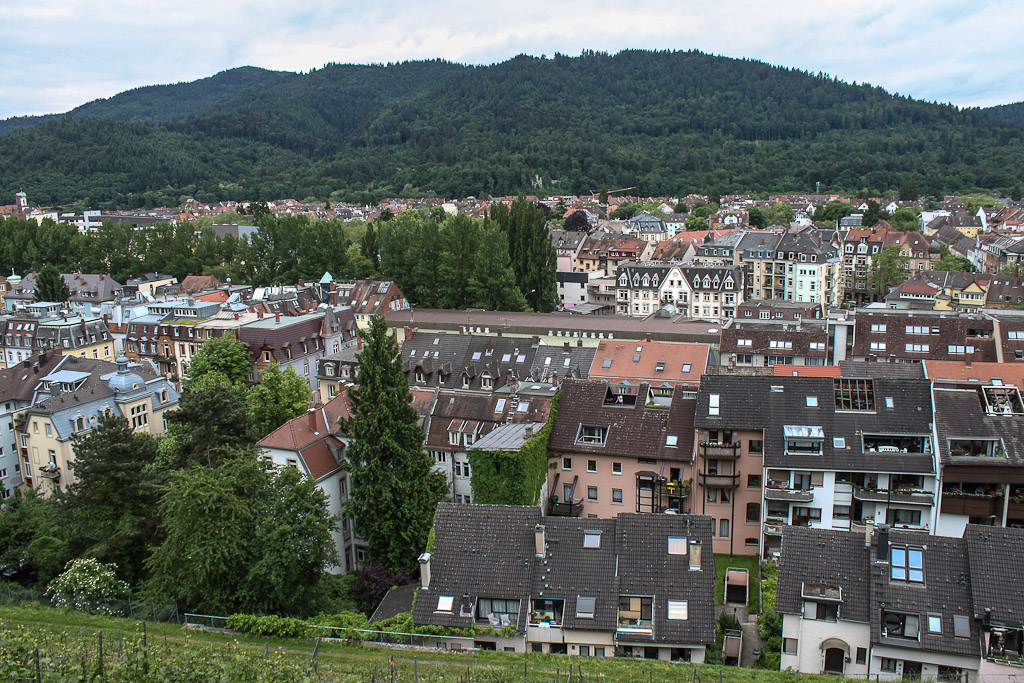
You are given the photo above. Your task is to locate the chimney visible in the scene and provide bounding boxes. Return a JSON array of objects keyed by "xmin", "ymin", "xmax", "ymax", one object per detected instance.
[
  {"xmin": 357, "ymin": 334, "xmax": 363, "ymax": 350},
  {"xmin": 459, "ymin": 326, "xmax": 465, "ymax": 335},
  {"xmin": 307, "ymin": 409, "xmax": 317, "ymax": 431},
  {"xmin": 418, "ymin": 552, "xmax": 432, "ymax": 589},
  {"xmin": 563, "ymin": 341, "xmax": 569, "ymax": 350},
  {"xmin": 404, "ymin": 326, "xmax": 413, "ymax": 341},
  {"xmin": 688, "ymin": 539, "xmax": 702, "ymax": 571},
  {"xmin": 864, "ymin": 518, "xmax": 875, "ymax": 547},
  {"xmin": 234, "ymin": 313, "xmax": 239, "ymax": 320},
  {"xmin": 877, "ymin": 526, "xmax": 890, "ymax": 559},
  {"xmin": 257, "ymin": 308, "xmax": 264, "ymax": 319},
  {"xmin": 275, "ymin": 311, "xmax": 281, "ymax": 324},
  {"xmin": 645, "ymin": 334, "xmax": 652, "ymax": 342},
  {"xmin": 534, "ymin": 524, "xmax": 546, "ymax": 558},
  {"xmin": 577, "ymin": 338, "xmax": 582, "ymax": 347},
  {"xmin": 551, "ymin": 372, "xmax": 559, "ymax": 388}
]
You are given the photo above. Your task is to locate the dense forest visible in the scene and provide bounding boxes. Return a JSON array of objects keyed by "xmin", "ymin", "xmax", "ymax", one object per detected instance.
[
  {"xmin": 984, "ymin": 100, "xmax": 1024, "ymax": 129},
  {"xmin": 3, "ymin": 50, "xmax": 1024, "ymax": 206}
]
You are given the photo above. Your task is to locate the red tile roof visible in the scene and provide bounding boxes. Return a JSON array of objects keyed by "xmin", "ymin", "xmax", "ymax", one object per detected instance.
[
  {"xmin": 772, "ymin": 365, "xmax": 842, "ymax": 378},
  {"xmin": 258, "ymin": 389, "xmax": 352, "ymax": 451},
  {"xmin": 924, "ymin": 361, "xmax": 1024, "ymax": 388}
]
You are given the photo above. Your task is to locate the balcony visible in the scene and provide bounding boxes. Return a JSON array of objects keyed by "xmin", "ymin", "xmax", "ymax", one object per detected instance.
[
  {"xmin": 700, "ymin": 442, "xmax": 741, "ymax": 458},
  {"xmin": 853, "ymin": 489, "xmax": 934, "ymax": 506},
  {"xmin": 763, "ymin": 519, "xmax": 786, "ymax": 536},
  {"xmin": 38, "ymin": 464, "xmax": 61, "ymax": 480},
  {"xmin": 940, "ymin": 491, "xmax": 999, "ymax": 517},
  {"xmin": 655, "ymin": 481, "xmax": 690, "ymax": 499},
  {"xmin": 764, "ymin": 487, "xmax": 814, "ymax": 503},
  {"xmin": 699, "ymin": 472, "xmax": 740, "ymax": 488}
]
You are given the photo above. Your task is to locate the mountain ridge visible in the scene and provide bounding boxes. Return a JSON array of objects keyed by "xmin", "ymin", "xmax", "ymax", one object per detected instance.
[{"xmin": 2, "ymin": 50, "xmax": 1024, "ymax": 206}]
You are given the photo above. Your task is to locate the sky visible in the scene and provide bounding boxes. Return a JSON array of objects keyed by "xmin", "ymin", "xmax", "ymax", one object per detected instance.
[{"xmin": 4, "ymin": 0, "xmax": 1024, "ymax": 120}]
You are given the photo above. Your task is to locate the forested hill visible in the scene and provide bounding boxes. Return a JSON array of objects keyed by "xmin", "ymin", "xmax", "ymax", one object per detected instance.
[
  {"xmin": 0, "ymin": 67, "xmax": 289, "ymax": 137},
  {"xmin": 3, "ymin": 50, "xmax": 1024, "ymax": 207},
  {"xmin": 984, "ymin": 101, "xmax": 1024, "ymax": 128}
]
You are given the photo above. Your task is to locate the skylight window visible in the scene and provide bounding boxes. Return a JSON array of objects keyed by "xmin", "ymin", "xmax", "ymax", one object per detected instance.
[
  {"xmin": 709, "ymin": 394, "xmax": 720, "ymax": 416},
  {"xmin": 682, "ymin": 363, "xmax": 692, "ymax": 373},
  {"xmin": 667, "ymin": 600, "xmax": 689, "ymax": 620},
  {"xmin": 655, "ymin": 361, "xmax": 666, "ymax": 372},
  {"xmin": 583, "ymin": 531, "xmax": 602, "ymax": 549},
  {"xmin": 806, "ymin": 396, "xmax": 818, "ymax": 407},
  {"xmin": 576, "ymin": 596, "xmax": 595, "ymax": 618},
  {"xmin": 436, "ymin": 596, "xmax": 454, "ymax": 612},
  {"xmin": 602, "ymin": 358, "xmax": 613, "ymax": 369},
  {"xmin": 666, "ymin": 435, "xmax": 678, "ymax": 447},
  {"xmin": 502, "ymin": 353, "xmax": 511, "ymax": 362},
  {"xmin": 668, "ymin": 537, "xmax": 688, "ymax": 555},
  {"xmin": 472, "ymin": 351, "xmax": 481, "ymax": 360}
]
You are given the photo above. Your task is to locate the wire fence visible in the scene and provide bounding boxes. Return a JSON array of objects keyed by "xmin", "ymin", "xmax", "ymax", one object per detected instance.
[{"xmin": 0, "ymin": 583, "xmax": 179, "ymax": 624}]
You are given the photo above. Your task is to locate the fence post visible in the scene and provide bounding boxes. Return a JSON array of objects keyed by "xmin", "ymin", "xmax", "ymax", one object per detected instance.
[
  {"xmin": 415, "ymin": 655, "xmax": 419, "ymax": 683},
  {"xmin": 98, "ymin": 631, "xmax": 103, "ymax": 680},
  {"xmin": 524, "ymin": 658, "xmax": 527, "ymax": 683},
  {"xmin": 34, "ymin": 647, "xmax": 41, "ymax": 683},
  {"xmin": 119, "ymin": 631, "xmax": 123, "ymax": 658}
]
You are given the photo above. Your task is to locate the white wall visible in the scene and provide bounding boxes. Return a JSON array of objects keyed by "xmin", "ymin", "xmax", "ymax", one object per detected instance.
[{"xmin": 781, "ymin": 613, "xmax": 871, "ymax": 676}]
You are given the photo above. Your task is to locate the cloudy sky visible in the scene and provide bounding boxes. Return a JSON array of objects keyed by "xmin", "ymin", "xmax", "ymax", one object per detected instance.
[{"xmin": 4, "ymin": 0, "xmax": 1023, "ymax": 119}]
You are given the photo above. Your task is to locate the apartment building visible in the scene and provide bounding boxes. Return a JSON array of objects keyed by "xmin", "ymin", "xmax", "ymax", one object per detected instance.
[
  {"xmin": 413, "ymin": 504, "xmax": 715, "ymax": 661},
  {"xmin": 17, "ymin": 356, "xmax": 179, "ymax": 494},
  {"xmin": 546, "ymin": 380, "xmax": 696, "ymax": 519}
]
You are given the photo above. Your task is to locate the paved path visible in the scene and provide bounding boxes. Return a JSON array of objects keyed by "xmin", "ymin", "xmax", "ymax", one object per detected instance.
[{"xmin": 715, "ymin": 603, "xmax": 762, "ymax": 668}]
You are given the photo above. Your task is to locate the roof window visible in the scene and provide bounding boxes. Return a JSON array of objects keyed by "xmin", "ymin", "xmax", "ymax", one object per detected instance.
[{"xmin": 583, "ymin": 530, "xmax": 602, "ymax": 549}]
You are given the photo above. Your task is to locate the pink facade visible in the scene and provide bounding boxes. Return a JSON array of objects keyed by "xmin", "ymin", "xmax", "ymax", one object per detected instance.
[
  {"xmin": 692, "ymin": 427, "xmax": 765, "ymax": 556},
  {"xmin": 548, "ymin": 453, "xmax": 691, "ymax": 519}
]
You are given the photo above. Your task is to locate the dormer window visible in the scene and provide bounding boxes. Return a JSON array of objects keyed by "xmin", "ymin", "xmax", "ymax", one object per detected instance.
[{"xmin": 891, "ymin": 546, "xmax": 924, "ymax": 582}]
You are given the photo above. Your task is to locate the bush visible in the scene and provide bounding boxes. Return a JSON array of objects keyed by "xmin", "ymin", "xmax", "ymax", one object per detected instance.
[
  {"xmin": 46, "ymin": 558, "xmax": 129, "ymax": 615},
  {"xmin": 226, "ymin": 614, "xmax": 313, "ymax": 639}
]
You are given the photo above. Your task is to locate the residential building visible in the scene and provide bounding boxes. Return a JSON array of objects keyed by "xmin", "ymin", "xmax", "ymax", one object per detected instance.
[
  {"xmin": 258, "ymin": 392, "xmax": 357, "ymax": 572},
  {"xmin": 777, "ymin": 526, "xmax": 984, "ymax": 681},
  {"xmin": 316, "ymin": 346, "xmax": 361, "ymax": 402},
  {"xmin": 329, "ymin": 279, "xmax": 410, "ymax": 328},
  {"xmin": 720, "ymin": 319, "xmax": 830, "ymax": 368},
  {"xmin": 695, "ymin": 374, "xmax": 937, "ymax": 559},
  {"xmin": 4, "ymin": 273, "xmax": 123, "ymax": 316},
  {"xmin": 17, "ymin": 356, "xmax": 179, "ymax": 494},
  {"xmin": 34, "ymin": 316, "xmax": 116, "ymax": 362},
  {"xmin": 547, "ymin": 380, "xmax": 696, "ymax": 519},
  {"xmin": 0, "ymin": 352, "xmax": 64, "ymax": 495},
  {"xmin": 850, "ymin": 311, "xmax": 1000, "ymax": 364},
  {"xmin": 413, "ymin": 504, "xmax": 716, "ymax": 660}
]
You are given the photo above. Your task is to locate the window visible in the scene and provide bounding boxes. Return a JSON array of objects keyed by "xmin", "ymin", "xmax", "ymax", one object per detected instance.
[
  {"xmin": 870, "ymin": 324, "xmax": 887, "ymax": 333},
  {"xmin": 655, "ymin": 361, "xmax": 665, "ymax": 372},
  {"xmin": 805, "ymin": 601, "xmax": 838, "ymax": 621},
  {"xmin": 719, "ymin": 519, "xmax": 730, "ymax": 538},
  {"xmin": 415, "ymin": 371, "xmax": 425, "ymax": 383},
  {"xmin": 891, "ymin": 546, "xmax": 924, "ymax": 582},
  {"xmin": 708, "ymin": 393, "xmax": 720, "ymax": 416},
  {"xmin": 783, "ymin": 638, "xmax": 798, "ymax": 655},
  {"xmin": 576, "ymin": 596, "xmax": 596, "ymax": 618},
  {"xmin": 682, "ymin": 363, "xmax": 692, "ymax": 373},
  {"xmin": 436, "ymin": 596, "xmax": 454, "ymax": 612},
  {"xmin": 747, "ymin": 474, "xmax": 762, "ymax": 488},
  {"xmin": 667, "ymin": 600, "xmax": 688, "ymax": 620},
  {"xmin": 834, "ymin": 378, "xmax": 875, "ymax": 410},
  {"xmin": 602, "ymin": 358, "xmax": 612, "ymax": 369},
  {"xmin": 449, "ymin": 431, "xmax": 460, "ymax": 445},
  {"xmin": 882, "ymin": 612, "xmax": 920, "ymax": 640},
  {"xmin": 870, "ymin": 341, "xmax": 886, "ymax": 351},
  {"xmin": 806, "ymin": 396, "xmax": 818, "ymax": 407},
  {"xmin": 880, "ymin": 658, "xmax": 898, "ymax": 673},
  {"xmin": 749, "ymin": 439, "xmax": 763, "ymax": 454},
  {"xmin": 612, "ymin": 462, "xmax": 622, "ymax": 474},
  {"xmin": 563, "ymin": 457, "xmax": 572, "ymax": 470},
  {"xmin": 583, "ymin": 531, "xmax": 601, "ymax": 548},
  {"xmin": 706, "ymin": 487, "xmax": 718, "ymax": 503},
  {"xmin": 905, "ymin": 343, "xmax": 930, "ymax": 353},
  {"xmin": 618, "ymin": 596, "xmax": 653, "ymax": 630},
  {"xmin": 947, "ymin": 345, "xmax": 975, "ymax": 355},
  {"xmin": 746, "ymin": 502, "xmax": 761, "ymax": 523},
  {"xmin": 612, "ymin": 488, "xmax": 623, "ymax": 504},
  {"xmin": 668, "ymin": 537, "xmax": 688, "ymax": 555},
  {"xmin": 576, "ymin": 425, "xmax": 608, "ymax": 445},
  {"xmin": 736, "ymin": 338, "xmax": 752, "ymax": 347},
  {"xmin": 482, "ymin": 374, "xmax": 493, "ymax": 389},
  {"xmin": 587, "ymin": 459, "xmax": 597, "ymax": 472},
  {"xmin": 587, "ymin": 486, "xmax": 598, "ymax": 501},
  {"xmin": 928, "ymin": 614, "xmax": 942, "ymax": 633},
  {"xmin": 666, "ymin": 435, "xmax": 678, "ymax": 447},
  {"xmin": 45, "ymin": 423, "xmax": 52, "ymax": 437},
  {"xmin": 856, "ymin": 648, "xmax": 867, "ymax": 665}
]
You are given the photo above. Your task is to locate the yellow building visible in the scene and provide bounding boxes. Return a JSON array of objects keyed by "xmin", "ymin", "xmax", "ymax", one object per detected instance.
[
  {"xmin": 35, "ymin": 316, "xmax": 117, "ymax": 362},
  {"xmin": 18, "ymin": 356, "xmax": 178, "ymax": 494}
]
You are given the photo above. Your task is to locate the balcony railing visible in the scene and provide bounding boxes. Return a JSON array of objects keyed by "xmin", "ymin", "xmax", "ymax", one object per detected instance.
[
  {"xmin": 548, "ymin": 498, "xmax": 584, "ymax": 517},
  {"xmin": 699, "ymin": 472, "xmax": 740, "ymax": 488},
  {"xmin": 699, "ymin": 442, "xmax": 741, "ymax": 458},
  {"xmin": 38, "ymin": 465, "xmax": 60, "ymax": 480},
  {"xmin": 853, "ymin": 489, "xmax": 934, "ymax": 506},
  {"xmin": 941, "ymin": 492, "xmax": 999, "ymax": 517},
  {"xmin": 764, "ymin": 488, "xmax": 814, "ymax": 503}
]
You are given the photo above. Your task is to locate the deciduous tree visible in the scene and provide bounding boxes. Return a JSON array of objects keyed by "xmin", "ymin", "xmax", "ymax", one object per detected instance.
[
  {"xmin": 869, "ymin": 244, "xmax": 909, "ymax": 295},
  {"xmin": 248, "ymin": 363, "xmax": 313, "ymax": 438},
  {"xmin": 185, "ymin": 333, "xmax": 252, "ymax": 387}
]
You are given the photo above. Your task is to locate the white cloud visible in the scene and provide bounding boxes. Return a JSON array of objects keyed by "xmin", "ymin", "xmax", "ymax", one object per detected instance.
[{"xmin": 1, "ymin": 0, "xmax": 1023, "ymax": 118}]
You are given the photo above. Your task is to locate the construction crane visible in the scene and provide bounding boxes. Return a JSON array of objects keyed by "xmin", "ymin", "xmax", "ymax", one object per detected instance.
[{"xmin": 589, "ymin": 186, "xmax": 637, "ymax": 197}]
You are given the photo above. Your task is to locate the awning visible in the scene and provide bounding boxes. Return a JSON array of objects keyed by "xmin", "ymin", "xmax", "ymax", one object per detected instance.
[{"xmin": 819, "ymin": 638, "xmax": 849, "ymax": 653}]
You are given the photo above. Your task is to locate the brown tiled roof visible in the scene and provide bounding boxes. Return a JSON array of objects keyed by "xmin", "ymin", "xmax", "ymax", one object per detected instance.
[
  {"xmin": 179, "ymin": 274, "xmax": 222, "ymax": 293},
  {"xmin": 925, "ymin": 360, "xmax": 1024, "ymax": 387},
  {"xmin": 0, "ymin": 352, "xmax": 65, "ymax": 402},
  {"xmin": 851, "ymin": 313, "xmax": 997, "ymax": 362},
  {"xmin": 258, "ymin": 390, "xmax": 352, "ymax": 451}
]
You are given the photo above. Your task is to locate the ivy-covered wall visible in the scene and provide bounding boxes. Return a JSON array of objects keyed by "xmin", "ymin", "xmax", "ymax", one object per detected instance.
[{"xmin": 468, "ymin": 393, "xmax": 559, "ymax": 506}]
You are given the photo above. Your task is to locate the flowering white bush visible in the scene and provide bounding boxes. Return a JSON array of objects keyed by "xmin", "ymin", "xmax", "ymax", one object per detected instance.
[{"xmin": 46, "ymin": 558, "xmax": 130, "ymax": 614}]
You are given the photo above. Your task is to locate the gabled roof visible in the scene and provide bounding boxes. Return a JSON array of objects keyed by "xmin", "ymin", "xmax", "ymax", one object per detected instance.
[
  {"xmin": 965, "ymin": 525, "xmax": 1024, "ymax": 626},
  {"xmin": 777, "ymin": 527, "xmax": 870, "ymax": 622},
  {"xmin": 588, "ymin": 339, "xmax": 709, "ymax": 386}
]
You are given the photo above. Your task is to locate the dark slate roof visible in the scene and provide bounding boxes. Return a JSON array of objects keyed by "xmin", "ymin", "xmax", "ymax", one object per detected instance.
[
  {"xmin": 933, "ymin": 386, "xmax": 1024, "ymax": 480},
  {"xmin": 870, "ymin": 530, "xmax": 979, "ymax": 657},
  {"xmin": 614, "ymin": 514, "xmax": 716, "ymax": 645},
  {"xmin": 402, "ymin": 332, "xmax": 542, "ymax": 392},
  {"xmin": 414, "ymin": 504, "xmax": 539, "ymax": 630},
  {"xmin": 370, "ymin": 583, "xmax": 420, "ymax": 624},
  {"xmin": 528, "ymin": 344, "xmax": 595, "ymax": 383},
  {"xmin": 851, "ymin": 313, "xmax": 997, "ymax": 363},
  {"xmin": 549, "ymin": 379, "xmax": 696, "ymax": 462},
  {"xmin": 964, "ymin": 525, "xmax": 1024, "ymax": 626},
  {"xmin": 776, "ymin": 527, "xmax": 871, "ymax": 622},
  {"xmin": 721, "ymin": 323, "xmax": 828, "ymax": 356},
  {"xmin": 695, "ymin": 375, "xmax": 934, "ymax": 473},
  {"xmin": 838, "ymin": 360, "xmax": 926, "ymax": 379},
  {"xmin": 414, "ymin": 504, "xmax": 716, "ymax": 645}
]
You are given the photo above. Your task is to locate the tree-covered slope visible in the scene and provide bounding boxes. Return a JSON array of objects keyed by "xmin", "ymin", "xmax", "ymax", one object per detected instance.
[
  {"xmin": 2, "ymin": 50, "xmax": 1023, "ymax": 206},
  {"xmin": 984, "ymin": 101, "xmax": 1024, "ymax": 128},
  {"xmin": 0, "ymin": 67, "xmax": 289, "ymax": 137}
]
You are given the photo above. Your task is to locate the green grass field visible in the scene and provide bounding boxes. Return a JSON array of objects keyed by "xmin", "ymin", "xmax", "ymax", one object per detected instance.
[{"xmin": 0, "ymin": 603, "xmax": 839, "ymax": 683}]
